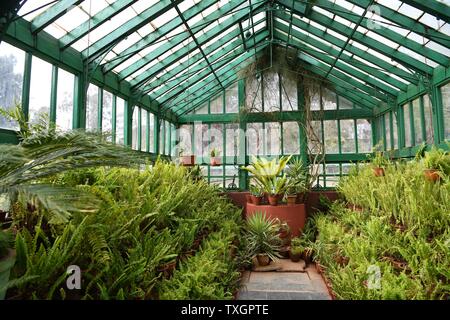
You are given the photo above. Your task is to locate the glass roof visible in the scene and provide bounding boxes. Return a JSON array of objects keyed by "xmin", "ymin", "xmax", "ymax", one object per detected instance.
[{"xmin": 12, "ymin": 0, "xmax": 450, "ymax": 114}]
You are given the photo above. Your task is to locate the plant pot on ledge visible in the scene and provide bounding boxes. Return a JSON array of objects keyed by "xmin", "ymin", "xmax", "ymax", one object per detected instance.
[
  {"xmin": 210, "ymin": 157, "xmax": 221, "ymax": 166},
  {"xmin": 250, "ymin": 195, "xmax": 263, "ymax": 205},
  {"xmin": 268, "ymin": 194, "xmax": 280, "ymax": 206},
  {"xmin": 256, "ymin": 254, "xmax": 270, "ymax": 266},
  {"xmin": 373, "ymin": 167, "xmax": 385, "ymax": 177},
  {"xmin": 180, "ymin": 155, "xmax": 196, "ymax": 166},
  {"xmin": 286, "ymin": 195, "xmax": 297, "ymax": 205},
  {"xmin": 424, "ymin": 169, "xmax": 440, "ymax": 182}
]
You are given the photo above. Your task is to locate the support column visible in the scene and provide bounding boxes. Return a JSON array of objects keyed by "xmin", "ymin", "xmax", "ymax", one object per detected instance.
[
  {"xmin": 73, "ymin": 73, "xmax": 86, "ymax": 129},
  {"xmin": 124, "ymin": 100, "xmax": 133, "ymax": 147},
  {"xmin": 237, "ymin": 78, "xmax": 248, "ymax": 190},
  {"xmin": 21, "ymin": 52, "xmax": 32, "ymax": 121},
  {"xmin": 298, "ymin": 79, "xmax": 308, "ymax": 164},
  {"xmin": 50, "ymin": 65, "xmax": 58, "ymax": 123}
]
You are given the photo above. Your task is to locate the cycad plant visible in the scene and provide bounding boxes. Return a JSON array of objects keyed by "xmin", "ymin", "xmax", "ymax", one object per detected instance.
[{"xmin": 0, "ymin": 105, "xmax": 145, "ymax": 224}]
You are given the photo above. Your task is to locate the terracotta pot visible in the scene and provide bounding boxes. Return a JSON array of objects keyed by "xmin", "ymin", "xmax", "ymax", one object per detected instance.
[
  {"xmin": 180, "ymin": 155, "xmax": 195, "ymax": 166},
  {"xmin": 373, "ymin": 167, "xmax": 385, "ymax": 177},
  {"xmin": 256, "ymin": 254, "xmax": 270, "ymax": 266},
  {"xmin": 296, "ymin": 192, "xmax": 306, "ymax": 204},
  {"xmin": 289, "ymin": 250, "xmax": 302, "ymax": 262},
  {"xmin": 246, "ymin": 194, "xmax": 253, "ymax": 204},
  {"xmin": 250, "ymin": 195, "xmax": 263, "ymax": 205},
  {"xmin": 287, "ymin": 195, "xmax": 297, "ymax": 205},
  {"xmin": 268, "ymin": 195, "xmax": 279, "ymax": 206},
  {"xmin": 210, "ymin": 157, "xmax": 221, "ymax": 166},
  {"xmin": 279, "ymin": 247, "xmax": 290, "ymax": 258},
  {"xmin": 424, "ymin": 169, "xmax": 440, "ymax": 182}
]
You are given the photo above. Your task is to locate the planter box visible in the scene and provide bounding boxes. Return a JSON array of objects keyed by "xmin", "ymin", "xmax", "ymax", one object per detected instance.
[
  {"xmin": 180, "ymin": 155, "xmax": 196, "ymax": 166},
  {"xmin": 245, "ymin": 203, "xmax": 306, "ymax": 237}
]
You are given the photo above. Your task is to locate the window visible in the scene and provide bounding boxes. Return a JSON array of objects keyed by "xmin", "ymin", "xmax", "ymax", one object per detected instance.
[
  {"xmin": 412, "ymin": 98, "xmax": 422, "ymax": 145},
  {"xmin": 225, "ymin": 123, "xmax": 239, "ymax": 157},
  {"xmin": 356, "ymin": 119, "xmax": 371, "ymax": 153},
  {"xmin": 56, "ymin": 68, "xmax": 74, "ymax": 131},
  {"xmin": 283, "ymin": 122, "xmax": 300, "ymax": 154},
  {"xmin": 423, "ymin": 95, "xmax": 433, "ymax": 143},
  {"xmin": 339, "ymin": 96, "xmax": 353, "ymax": 110},
  {"xmin": 0, "ymin": 42, "xmax": 24, "ymax": 130},
  {"xmin": 440, "ymin": 83, "xmax": 450, "ymax": 140},
  {"xmin": 310, "ymin": 86, "xmax": 320, "ymax": 111},
  {"xmin": 323, "ymin": 120, "xmax": 339, "ymax": 153},
  {"xmin": 141, "ymin": 110, "xmax": 148, "ymax": 152},
  {"xmin": 263, "ymin": 71, "xmax": 280, "ymax": 112},
  {"xmin": 116, "ymin": 97, "xmax": 125, "ymax": 145},
  {"xmin": 247, "ymin": 123, "xmax": 263, "ymax": 155},
  {"xmin": 322, "ymin": 88, "xmax": 337, "ymax": 110},
  {"xmin": 210, "ymin": 123, "xmax": 223, "ymax": 157},
  {"xmin": 281, "ymin": 74, "xmax": 297, "ymax": 111},
  {"xmin": 149, "ymin": 113, "xmax": 155, "ymax": 152},
  {"xmin": 392, "ymin": 112, "xmax": 399, "ymax": 149},
  {"xmin": 246, "ymin": 76, "xmax": 263, "ymax": 112},
  {"xmin": 29, "ymin": 56, "xmax": 52, "ymax": 124},
  {"xmin": 308, "ymin": 120, "xmax": 323, "ymax": 154},
  {"xmin": 210, "ymin": 94, "xmax": 223, "ymax": 114},
  {"xmin": 194, "ymin": 123, "xmax": 208, "ymax": 157},
  {"xmin": 179, "ymin": 124, "xmax": 193, "ymax": 156},
  {"xmin": 384, "ymin": 113, "xmax": 391, "ymax": 150},
  {"xmin": 225, "ymin": 83, "xmax": 238, "ymax": 113},
  {"xmin": 102, "ymin": 90, "xmax": 113, "ymax": 136},
  {"xmin": 131, "ymin": 106, "xmax": 138, "ymax": 150},
  {"xmin": 86, "ymin": 84, "xmax": 99, "ymax": 131},
  {"xmin": 403, "ymin": 103, "xmax": 412, "ymax": 147},
  {"xmin": 266, "ymin": 122, "xmax": 281, "ymax": 155},
  {"xmin": 340, "ymin": 119, "xmax": 356, "ymax": 153}
]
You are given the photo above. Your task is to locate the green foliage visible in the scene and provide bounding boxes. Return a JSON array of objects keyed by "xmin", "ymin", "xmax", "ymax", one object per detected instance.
[
  {"xmin": 242, "ymin": 212, "xmax": 282, "ymax": 262},
  {"xmin": 4, "ymin": 161, "xmax": 243, "ymax": 300},
  {"xmin": 249, "ymin": 184, "xmax": 263, "ymax": 197},
  {"xmin": 422, "ymin": 146, "xmax": 450, "ymax": 174},
  {"xmin": 312, "ymin": 160, "xmax": 450, "ymax": 300},
  {"xmin": 285, "ymin": 158, "xmax": 309, "ymax": 195},
  {"xmin": 0, "ymin": 230, "xmax": 14, "ymax": 259}
]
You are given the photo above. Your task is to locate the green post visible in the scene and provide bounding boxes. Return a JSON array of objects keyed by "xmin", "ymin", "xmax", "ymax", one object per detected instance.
[
  {"xmin": 154, "ymin": 112, "xmax": 160, "ymax": 155},
  {"xmin": 124, "ymin": 100, "xmax": 133, "ymax": 147},
  {"xmin": 50, "ymin": 65, "xmax": 58, "ymax": 123},
  {"xmin": 112, "ymin": 95, "xmax": 117, "ymax": 143},
  {"xmin": 97, "ymin": 88, "xmax": 103, "ymax": 131},
  {"xmin": 73, "ymin": 73, "xmax": 86, "ymax": 129},
  {"xmin": 21, "ymin": 52, "xmax": 32, "ymax": 121},
  {"xmin": 237, "ymin": 79, "xmax": 248, "ymax": 190},
  {"xmin": 298, "ymin": 79, "xmax": 308, "ymax": 164}
]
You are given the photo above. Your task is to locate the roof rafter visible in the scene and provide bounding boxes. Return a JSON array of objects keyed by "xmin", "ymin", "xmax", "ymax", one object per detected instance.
[
  {"xmin": 31, "ymin": 0, "xmax": 83, "ymax": 34},
  {"xmin": 401, "ymin": 0, "xmax": 450, "ymax": 22}
]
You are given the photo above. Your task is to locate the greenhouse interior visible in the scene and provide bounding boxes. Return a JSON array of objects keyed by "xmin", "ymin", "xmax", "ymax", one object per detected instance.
[{"xmin": 0, "ymin": 0, "xmax": 449, "ymax": 302}]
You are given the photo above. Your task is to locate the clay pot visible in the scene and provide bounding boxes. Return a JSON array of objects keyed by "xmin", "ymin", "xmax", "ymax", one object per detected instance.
[
  {"xmin": 289, "ymin": 250, "xmax": 302, "ymax": 262},
  {"xmin": 424, "ymin": 169, "xmax": 440, "ymax": 182},
  {"xmin": 268, "ymin": 195, "xmax": 279, "ymax": 206},
  {"xmin": 251, "ymin": 195, "xmax": 263, "ymax": 205},
  {"xmin": 279, "ymin": 247, "xmax": 290, "ymax": 258},
  {"xmin": 180, "ymin": 155, "xmax": 195, "ymax": 166},
  {"xmin": 287, "ymin": 195, "xmax": 297, "ymax": 205},
  {"xmin": 373, "ymin": 167, "xmax": 385, "ymax": 177},
  {"xmin": 296, "ymin": 192, "xmax": 306, "ymax": 204},
  {"xmin": 246, "ymin": 194, "xmax": 253, "ymax": 204},
  {"xmin": 256, "ymin": 254, "xmax": 270, "ymax": 266},
  {"xmin": 210, "ymin": 157, "xmax": 221, "ymax": 166}
]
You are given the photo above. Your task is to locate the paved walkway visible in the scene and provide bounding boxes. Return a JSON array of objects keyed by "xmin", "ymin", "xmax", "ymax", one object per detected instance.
[{"xmin": 237, "ymin": 261, "xmax": 332, "ymax": 300}]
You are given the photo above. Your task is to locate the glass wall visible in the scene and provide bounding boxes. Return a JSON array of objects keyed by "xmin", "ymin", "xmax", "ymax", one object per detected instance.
[
  {"xmin": 56, "ymin": 68, "xmax": 74, "ymax": 131},
  {"xmin": 29, "ymin": 56, "xmax": 52, "ymax": 124},
  {"xmin": 441, "ymin": 82, "xmax": 450, "ymax": 140}
]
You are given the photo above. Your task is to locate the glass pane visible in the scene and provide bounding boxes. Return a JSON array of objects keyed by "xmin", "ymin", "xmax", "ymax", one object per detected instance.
[
  {"xmin": 357, "ymin": 119, "xmax": 372, "ymax": 153},
  {"xmin": 194, "ymin": 123, "xmax": 208, "ymax": 157},
  {"xmin": 310, "ymin": 85, "xmax": 320, "ymax": 111},
  {"xmin": 131, "ymin": 107, "xmax": 138, "ymax": 150},
  {"xmin": 0, "ymin": 42, "xmax": 24, "ymax": 130},
  {"xmin": 246, "ymin": 76, "xmax": 263, "ymax": 112},
  {"xmin": 141, "ymin": 110, "xmax": 148, "ymax": 152},
  {"xmin": 210, "ymin": 123, "xmax": 223, "ymax": 156},
  {"xmin": 247, "ymin": 123, "xmax": 263, "ymax": 156},
  {"xmin": 322, "ymin": 88, "xmax": 337, "ymax": 110},
  {"xmin": 210, "ymin": 165, "xmax": 223, "ymax": 176},
  {"xmin": 283, "ymin": 122, "xmax": 299, "ymax": 154},
  {"xmin": 384, "ymin": 113, "xmax": 391, "ymax": 150},
  {"xmin": 165, "ymin": 121, "xmax": 170, "ymax": 155},
  {"xmin": 281, "ymin": 73, "xmax": 297, "ymax": 111},
  {"xmin": 340, "ymin": 119, "xmax": 355, "ymax": 153},
  {"xmin": 442, "ymin": 83, "xmax": 450, "ymax": 140},
  {"xmin": 149, "ymin": 113, "xmax": 155, "ymax": 152},
  {"xmin": 263, "ymin": 71, "xmax": 280, "ymax": 112},
  {"xmin": 323, "ymin": 120, "xmax": 339, "ymax": 153},
  {"xmin": 412, "ymin": 98, "xmax": 422, "ymax": 145},
  {"xmin": 159, "ymin": 119, "xmax": 165, "ymax": 155},
  {"xmin": 225, "ymin": 165, "xmax": 238, "ymax": 176},
  {"xmin": 29, "ymin": 56, "xmax": 52, "ymax": 124},
  {"xmin": 308, "ymin": 120, "xmax": 323, "ymax": 153},
  {"xmin": 403, "ymin": 104, "xmax": 412, "ymax": 147},
  {"xmin": 195, "ymin": 103, "xmax": 208, "ymax": 114},
  {"xmin": 423, "ymin": 95, "xmax": 433, "ymax": 144},
  {"xmin": 116, "ymin": 97, "xmax": 125, "ymax": 145},
  {"xmin": 339, "ymin": 96, "xmax": 353, "ymax": 110},
  {"xmin": 266, "ymin": 122, "xmax": 281, "ymax": 155},
  {"xmin": 102, "ymin": 90, "xmax": 113, "ymax": 137},
  {"xmin": 86, "ymin": 84, "xmax": 99, "ymax": 131},
  {"xmin": 210, "ymin": 94, "xmax": 223, "ymax": 114},
  {"xmin": 225, "ymin": 123, "xmax": 239, "ymax": 157},
  {"xmin": 392, "ymin": 112, "xmax": 399, "ymax": 149},
  {"xmin": 178, "ymin": 124, "xmax": 192, "ymax": 156},
  {"xmin": 225, "ymin": 83, "xmax": 238, "ymax": 113},
  {"xmin": 56, "ymin": 68, "xmax": 74, "ymax": 131}
]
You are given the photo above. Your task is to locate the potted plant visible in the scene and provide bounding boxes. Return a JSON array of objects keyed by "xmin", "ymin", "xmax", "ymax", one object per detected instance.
[
  {"xmin": 249, "ymin": 184, "xmax": 263, "ymax": 205},
  {"xmin": 289, "ymin": 237, "xmax": 303, "ymax": 262},
  {"xmin": 244, "ymin": 212, "xmax": 282, "ymax": 267},
  {"xmin": 422, "ymin": 146, "xmax": 449, "ymax": 182},
  {"xmin": 285, "ymin": 184, "xmax": 298, "ymax": 205},
  {"xmin": 267, "ymin": 176, "xmax": 288, "ymax": 206},
  {"xmin": 179, "ymin": 147, "xmax": 196, "ymax": 166},
  {"xmin": 369, "ymin": 149, "xmax": 388, "ymax": 177},
  {"xmin": 210, "ymin": 148, "xmax": 221, "ymax": 166},
  {"xmin": 0, "ymin": 230, "xmax": 15, "ymax": 300},
  {"xmin": 285, "ymin": 158, "xmax": 309, "ymax": 204}
]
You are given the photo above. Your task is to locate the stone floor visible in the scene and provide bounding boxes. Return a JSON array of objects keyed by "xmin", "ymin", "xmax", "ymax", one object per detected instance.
[{"xmin": 237, "ymin": 260, "xmax": 331, "ymax": 300}]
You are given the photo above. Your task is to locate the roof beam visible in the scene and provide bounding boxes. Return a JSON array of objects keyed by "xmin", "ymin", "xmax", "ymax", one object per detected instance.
[
  {"xmin": 82, "ymin": 0, "xmax": 183, "ymax": 60},
  {"xmin": 149, "ymin": 30, "xmax": 269, "ymax": 101},
  {"xmin": 280, "ymin": 1, "xmax": 434, "ymax": 75},
  {"xmin": 102, "ymin": 0, "xmax": 219, "ymax": 73},
  {"xmin": 401, "ymin": 0, "xmax": 450, "ymax": 22},
  {"xmin": 274, "ymin": 20, "xmax": 405, "ymax": 94},
  {"xmin": 31, "ymin": 0, "xmax": 83, "ymax": 34},
  {"xmin": 59, "ymin": 0, "xmax": 137, "ymax": 50},
  {"xmin": 345, "ymin": 0, "xmax": 450, "ymax": 48},
  {"xmin": 172, "ymin": 0, "xmax": 223, "ymax": 91},
  {"xmin": 275, "ymin": 10, "xmax": 419, "ymax": 84},
  {"xmin": 127, "ymin": 0, "xmax": 265, "ymax": 90},
  {"xmin": 166, "ymin": 42, "xmax": 268, "ymax": 109},
  {"xmin": 316, "ymin": 0, "xmax": 449, "ymax": 66}
]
